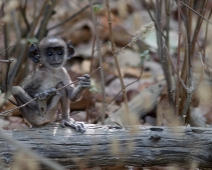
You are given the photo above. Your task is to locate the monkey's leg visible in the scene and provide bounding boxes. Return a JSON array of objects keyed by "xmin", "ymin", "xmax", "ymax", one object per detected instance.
[
  {"xmin": 45, "ymin": 90, "xmax": 61, "ymax": 120},
  {"xmin": 11, "ymin": 86, "xmax": 42, "ymax": 125},
  {"xmin": 57, "ymin": 83, "xmax": 86, "ymax": 133},
  {"xmin": 11, "ymin": 86, "xmax": 37, "ymax": 109},
  {"xmin": 12, "ymin": 86, "xmax": 62, "ymax": 126}
]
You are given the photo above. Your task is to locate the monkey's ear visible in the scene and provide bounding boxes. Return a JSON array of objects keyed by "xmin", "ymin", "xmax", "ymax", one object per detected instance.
[
  {"xmin": 28, "ymin": 43, "xmax": 40, "ymax": 63},
  {"xmin": 67, "ymin": 41, "xmax": 75, "ymax": 60}
]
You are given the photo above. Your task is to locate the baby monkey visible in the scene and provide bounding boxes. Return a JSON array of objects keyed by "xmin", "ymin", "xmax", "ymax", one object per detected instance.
[{"xmin": 11, "ymin": 37, "xmax": 90, "ymax": 132}]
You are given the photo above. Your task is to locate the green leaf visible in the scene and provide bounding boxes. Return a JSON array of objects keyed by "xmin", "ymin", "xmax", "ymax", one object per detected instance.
[
  {"xmin": 26, "ymin": 37, "xmax": 38, "ymax": 44},
  {"xmin": 93, "ymin": 5, "xmax": 102, "ymax": 13},
  {"xmin": 88, "ymin": 79, "xmax": 100, "ymax": 94},
  {"xmin": 143, "ymin": 50, "xmax": 149, "ymax": 55},
  {"xmin": 0, "ymin": 90, "xmax": 1, "ymax": 94},
  {"xmin": 145, "ymin": 55, "xmax": 150, "ymax": 61},
  {"xmin": 139, "ymin": 50, "xmax": 150, "ymax": 65}
]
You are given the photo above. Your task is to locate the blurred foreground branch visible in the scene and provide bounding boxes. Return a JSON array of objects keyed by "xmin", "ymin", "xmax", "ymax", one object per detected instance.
[{"xmin": 1, "ymin": 124, "xmax": 212, "ymax": 169}]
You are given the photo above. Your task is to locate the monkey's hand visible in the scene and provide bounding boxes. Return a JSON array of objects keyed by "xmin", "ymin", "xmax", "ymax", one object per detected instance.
[
  {"xmin": 77, "ymin": 74, "xmax": 91, "ymax": 88},
  {"xmin": 46, "ymin": 88, "xmax": 58, "ymax": 96},
  {"xmin": 35, "ymin": 88, "xmax": 57, "ymax": 100},
  {"xmin": 61, "ymin": 117, "xmax": 86, "ymax": 133}
]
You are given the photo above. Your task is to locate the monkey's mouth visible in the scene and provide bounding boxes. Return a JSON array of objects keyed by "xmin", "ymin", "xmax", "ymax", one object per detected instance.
[{"xmin": 51, "ymin": 63, "xmax": 62, "ymax": 67}]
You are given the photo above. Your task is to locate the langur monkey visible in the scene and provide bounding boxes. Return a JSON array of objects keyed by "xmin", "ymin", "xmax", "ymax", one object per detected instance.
[{"xmin": 11, "ymin": 37, "xmax": 90, "ymax": 132}]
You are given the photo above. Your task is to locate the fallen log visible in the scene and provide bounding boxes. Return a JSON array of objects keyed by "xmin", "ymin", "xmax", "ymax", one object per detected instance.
[{"xmin": 1, "ymin": 124, "xmax": 212, "ymax": 169}]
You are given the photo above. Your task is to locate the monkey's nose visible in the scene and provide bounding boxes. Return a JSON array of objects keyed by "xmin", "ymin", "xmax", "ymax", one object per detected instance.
[{"xmin": 54, "ymin": 57, "xmax": 59, "ymax": 61}]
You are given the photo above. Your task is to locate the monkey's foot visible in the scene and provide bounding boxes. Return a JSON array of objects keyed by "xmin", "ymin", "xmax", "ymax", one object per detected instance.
[{"xmin": 61, "ymin": 118, "xmax": 86, "ymax": 133}]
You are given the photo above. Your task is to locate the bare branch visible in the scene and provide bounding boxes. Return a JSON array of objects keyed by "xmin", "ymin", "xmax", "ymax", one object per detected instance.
[
  {"xmin": 180, "ymin": 1, "xmax": 212, "ymax": 25},
  {"xmin": 106, "ymin": 0, "xmax": 130, "ymax": 116},
  {"xmin": 0, "ymin": 42, "xmax": 21, "ymax": 55},
  {"xmin": 48, "ymin": 2, "xmax": 100, "ymax": 31},
  {"xmin": 89, "ymin": 0, "xmax": 106, "ymax": 124}
]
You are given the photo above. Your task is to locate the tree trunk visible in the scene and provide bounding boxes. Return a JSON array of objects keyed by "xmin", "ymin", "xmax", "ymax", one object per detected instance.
[{"xmin": 1, "ymin": 124, "xmax": 212, "ymax": 169}]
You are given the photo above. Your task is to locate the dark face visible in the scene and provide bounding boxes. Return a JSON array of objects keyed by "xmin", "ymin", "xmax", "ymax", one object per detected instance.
[
  {"xmin": 45, "ymin": 46, "xmax": 65, "ymax": 68},
  {"xmin": 28, "ymin": 37, "xmax": 75, "ymax": 69}
]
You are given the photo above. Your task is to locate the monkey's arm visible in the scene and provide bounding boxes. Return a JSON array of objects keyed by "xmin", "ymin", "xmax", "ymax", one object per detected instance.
[
  {"xmin": 54, "ymin": 82, "xmax": 86, "ymax": 133},
  {"xmin": 66, "ymin": 74, "xmax": 90, "ymax": 102},
  {"xmin": 59, "ymin": 74, "xmax": 90, "ymax": 133},
  {"xmin": 67, "ymin": 86, "xmax": 84, "ymax": 102}
]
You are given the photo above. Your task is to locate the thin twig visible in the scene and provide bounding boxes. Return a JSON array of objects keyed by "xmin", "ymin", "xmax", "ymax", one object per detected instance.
[
  {"xmin": 32, "ymin": 0, "xmax": 37, "ymax": 20},
  {"xmin": 144, "ymin": 0, "xmax": 166, "ymax": 39},
  {"xmin": 3, "ymin": 23, "xmax": 8, "ymax": 60},
  {"xmin": 203, "ymin": 6, "xmax": 212, "ymax": 61},
  {"xmin": 48, "ymin": 2, "xmax": 100, "ymax": 31},
  {"xmin": 106, "ymin": 66, "xmax": 143, "ymax": 107},
  {"xmin": 90, "ymin": 36, "xmax": 96, "ymax": 74},
  {"xmin": 164, "ymin": 40, "xmax": 195, "ymax": 121},
  {"xmin": 3, "ymin": 60, "xmax": 16, "ymax": 107},
  {"xmin": 86, "ymin": 35, "xmax": 96, "ymax": 122},
  {"xmin": 195, "ymin": 42, "xmax": 205, "ymax": 87},
  {"xmin": 37, "ymin": 0, "xmax": 57, "ymax": 41},
  {"xmin": 190, "ymin": 0, "xmax": 208, "ymax": 57},
  {"xmin": 106, "ymin": 0, "xmax": 130, "ymax": 115},
  {"xmin": 177, "ymin": 0, "xmax": 190, "ymax": 118},
  {"xmin": 198, "ymin": 52, "xmax": 204, "ymax": 66},
  {"xmin": 164, "ymin": 44, "xmax": 187, "ymax": 90},
  {"xmin": 202, "ymin": 10, "xmax": 212, "ymax": 81},
  {"xmin": 1, "ymin": 2, "xmax": 8, "ymax": 60},
  {"xmin": 165, "ymin": 0, "xmax": 170, "ymax": 50},
  {"xmin": 181, "ymin": 86, "xmax": 195, "ymax": 120},
  {"xmin": 188, "ymin": 0, "xmax": 194, "ymax": 38},
  {"xmin": 155, "ymin": 0, "xmax": 174, "ymax": 108},
  {"xmin": 12, "ymin": 11, "xmax": 21, "ymax": 41},
  {"xmin": 4, "ymin": 98, "xmax": 18, "ymax": 106},
  {"xmin": 0, "ymin": 98, "xmax": 37, "ymax": 116},
  {"xmin": 180, "ymin": 2, "xmax": 195, "ymax": 120},
  {"xmin": 143, "ymin": 0, "xmax": 155, "ymax": 23},
  {"xmin": 180, "ymin": 1, "xmax": 212, "ymax": 25},
  {"xmin": 89, "ymin": 0, "xmax": 106, "ymax": 124},
  {"xmin": 0, "ymin": 42, "xmax": 21, "ymax": 55},
  {"xmin": 197, "ymin": 52, "xmax": 205, "ymax": 86},
  {"xmin": 0, "ymin": 43, "xmax": 20, "ymax": 106},
  {"xmin": 4, "ymin": 59, "xmax": 12, "ymax": 95},
  {"xmin": 176, "ymin": 0, "xmax": 181, "ymax": 116},
  {"xmin": 19, "ymin": 0, "xmax": 30, "ymax": 31}
]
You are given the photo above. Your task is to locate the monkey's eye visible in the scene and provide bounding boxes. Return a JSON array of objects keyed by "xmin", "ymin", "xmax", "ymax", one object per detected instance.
[
  {"xmin": 57, "ymin": 50, "xmax": 63, "ymax": 55},
  {"xmin": 47, "ymin": 52, "xmax": 52, "ymax": 56}
]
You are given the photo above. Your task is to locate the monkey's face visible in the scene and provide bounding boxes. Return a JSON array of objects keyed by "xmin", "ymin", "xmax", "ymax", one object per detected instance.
[
  {"xmin": 43, "ymin": 46, "xmax": 65, "ymax": 68},
  {"xmin": 28, "ymin": 37, "xmax": 75, "ymax": 68}
]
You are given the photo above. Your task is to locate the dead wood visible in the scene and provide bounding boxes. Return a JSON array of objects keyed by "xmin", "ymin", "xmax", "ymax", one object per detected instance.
[
  {"xmin": 105, "ymin": 80, "xmax": 166, "ymax": 125},
  {"xmin": 1, "ymin": 123, "xmax": 212, "ymax": 169}
]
